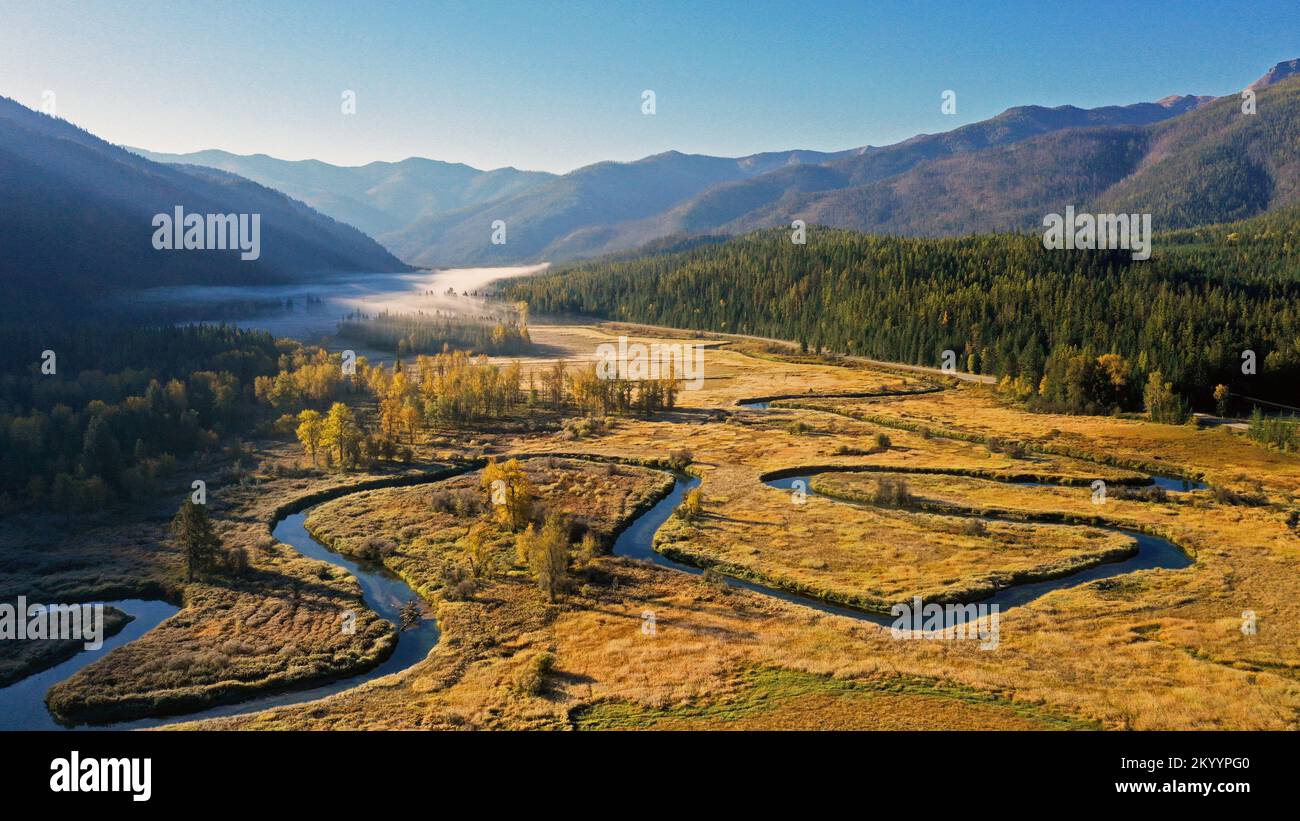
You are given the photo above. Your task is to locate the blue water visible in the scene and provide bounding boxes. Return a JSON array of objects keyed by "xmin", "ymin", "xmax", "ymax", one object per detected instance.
[
  {"xmin": 612, "ymin": 474, "xmax": 902, "ymax": 624},
  {"xmin": 735, "ymin": 396, "xmax": 1208, "ymax": 494},
  {"xmin": 0, "ymin": 600, "xmax": 178, "ymax": 730},
  {"xmin": 611, "ymin": 470, "xmax": 1189, "ymax": 632},
  {"xmin": 759, "ymin": 474, "xmax": 1192, "ymax": 627},
  {"xmin": 1149, "ymin": 475, "xmax": 1208, "ymax": 492},
  {"xmin": 0, "ymin": 510, "xmax": 439, "ymax": 730},
  {"xmin": 3, "ymin": 445, "xmax": 1197, "ymax": 727},
  {"xmin": 1013, "ymin": 475, "xmax": 1207, "ymax": 493}
]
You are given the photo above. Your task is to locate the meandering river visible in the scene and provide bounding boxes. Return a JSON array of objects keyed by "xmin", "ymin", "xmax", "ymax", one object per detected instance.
[{"xmin": 0, "ymin": 404, "xmax": 1198, "ymax": 729}]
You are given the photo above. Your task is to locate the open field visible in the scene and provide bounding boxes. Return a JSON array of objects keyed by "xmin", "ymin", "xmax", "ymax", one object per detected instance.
[
  {"xmin": 785, "ymin": 391, "xmax": 1300, "ymax": 500},
  {"xmin": 10, "ymin": 322, "xmax": 1300, "ymax": 730},
  {"xmin": 654, "ymin": 474, "xmax": 1136, "ymax": 611},
  {"xmin": 303, "ymin": 457, "xmax": 675, "ymax": 600},
  {"xmin": 572, "ymin": 666, "xmax": 1095, "ymax": 730}
]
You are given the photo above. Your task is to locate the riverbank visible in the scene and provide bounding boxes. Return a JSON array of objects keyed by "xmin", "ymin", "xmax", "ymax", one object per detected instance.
[{"xmin": 6, "ymin": 323, "xmax": 1299, "ymax": 730}]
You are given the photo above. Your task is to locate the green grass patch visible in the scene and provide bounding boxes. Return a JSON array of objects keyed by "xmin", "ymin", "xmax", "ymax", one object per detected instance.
[{"xmin": 571, "ymin": 666, "xmax": 1098, "ymax": 730}]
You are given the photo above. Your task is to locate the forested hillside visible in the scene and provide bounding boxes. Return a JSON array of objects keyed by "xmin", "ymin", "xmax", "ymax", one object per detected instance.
[
  {"xmin": 374, "ymin": 96, "xmax": 1212, "ymax": 267},
  {"xmin": 503, "ymin": 214, "xmax": 1300, "ymax": 410},
  {"xmin": 0, "ymin": 324, "xmax": 284, "ymax": 512},
  {"xmin": 0, "ymin": 97, "xmax": 412, "ymax": 320},
  {"xmin": 132, "ymin": 148, "xmax": 556, "ymax": 238},
  {"xmin": 1096, "ymin": 77, "xmax": 1300, "ymax": 227}
]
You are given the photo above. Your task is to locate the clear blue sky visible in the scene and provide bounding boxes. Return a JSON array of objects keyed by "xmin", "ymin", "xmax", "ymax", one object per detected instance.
[{"xmin": 3, "ymin": 0, "xmax": 1297, "ymax": 173}]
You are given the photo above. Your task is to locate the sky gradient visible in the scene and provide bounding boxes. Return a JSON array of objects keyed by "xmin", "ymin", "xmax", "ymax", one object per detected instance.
[{"xmin": 3, "ymin": 0, "xmax": 1298, "ymax": 173}]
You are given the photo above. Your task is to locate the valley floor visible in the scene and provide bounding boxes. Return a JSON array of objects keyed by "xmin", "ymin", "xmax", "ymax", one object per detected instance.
[{"xmin": 8, "ymin": 323, "xmax": 1300, "ymax": 730}]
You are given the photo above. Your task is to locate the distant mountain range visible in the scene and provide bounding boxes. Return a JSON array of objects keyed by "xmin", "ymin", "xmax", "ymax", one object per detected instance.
[
  {"xmin": 0, "ymin": 96, "xmax": 411, "ymax": 318},
  {"xmin": 135, "ymin": 144, "xmax": 872, "ymax": 267},
  {"xmin": 8, "ymin": 58, "xmax": 1299, "ymax": 289},
  {"xmin": 442, "ymin": 64, "xmax": 1288, "ymax": 267},
  {"xmin": 128, "ymin": 148, "xmax": 555, "ymax": 239}
]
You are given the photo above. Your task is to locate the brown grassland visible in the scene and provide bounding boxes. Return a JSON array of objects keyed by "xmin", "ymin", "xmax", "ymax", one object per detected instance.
[{"xmin": 15, "ymin": 323, "xmax": 1300, "ymax": 730}]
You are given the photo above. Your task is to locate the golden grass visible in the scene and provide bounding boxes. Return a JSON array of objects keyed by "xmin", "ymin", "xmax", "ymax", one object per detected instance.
[
  {"xmin": 304, "ymin": 457, "xmax": 674, "ymax": 601},
  {"xmin": 18, "ymin": 323, "xmax": 1300, "ymax": 730},
  {"xmin": 654, "ymin": 465, "xmax": 1134, "ymax": 611},
  {"xmin": 573, "ymin": 666, "xmax": 1095, "ymax": 730},
  {"xmin": 791, "ymin": 388, "xmax": 1300, "ymax": 500},
  {"xmin": 187, "ymin": 330, "xmax": 1300, "ymax": 731},
  {"xmin": 25, "ymin": 446, "xmax": 474, "ymax": 722},
  {"xmin": 45, "ymin": 540, "xmax": 395, "ymax": 724}
]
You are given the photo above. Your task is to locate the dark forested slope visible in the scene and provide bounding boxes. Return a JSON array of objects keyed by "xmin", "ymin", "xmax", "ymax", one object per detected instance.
[
  {"xmin": 0, "ymin": 97, "xmax": 412, "ymax": 319},
  {"xmin": 504, "ymin": 214, "xmax": 1300, "ymax": 409}
]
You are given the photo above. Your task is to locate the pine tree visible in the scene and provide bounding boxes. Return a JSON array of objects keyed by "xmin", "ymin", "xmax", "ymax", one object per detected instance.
[
  {"xmin": 171, "ymin": 500, "xmax": 222, "ymax": 582},
  {"xmin": 81, "ymin": 415, "xmax": 122, "ymax": 485}
]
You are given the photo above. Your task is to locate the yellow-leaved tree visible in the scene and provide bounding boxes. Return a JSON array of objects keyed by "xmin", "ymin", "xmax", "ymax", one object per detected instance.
[
  {"xmin": 322, "ymin": 402, "xmax": 361, "ymax": 468},
  {"xmin": 295, "ymin": 408, "xmax": 323, "ymax": 465},
  {"xmin": 515, "ymin": 512, "xmax": 570, "ymax": 601},
  {"xmin": 481, "ymin": 457, "xmax": 533, "ymax": 531}
]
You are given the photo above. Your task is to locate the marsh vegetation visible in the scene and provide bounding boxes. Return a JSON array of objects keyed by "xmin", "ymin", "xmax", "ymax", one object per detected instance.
[{"xmin": 6, "ymin": 319, "xmax": 1300, "ymax": 731}]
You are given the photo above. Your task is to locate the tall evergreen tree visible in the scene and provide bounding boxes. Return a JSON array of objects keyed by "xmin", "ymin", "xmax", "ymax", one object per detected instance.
[{"xmin": 170, "ymin": 500, "xmax": 222, "ymax": 582}]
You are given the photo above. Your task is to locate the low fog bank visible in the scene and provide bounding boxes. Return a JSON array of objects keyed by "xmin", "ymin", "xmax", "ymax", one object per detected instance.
[{"xmin": 122, "ymin": 264, "xmax": 550, "ymax": 350}]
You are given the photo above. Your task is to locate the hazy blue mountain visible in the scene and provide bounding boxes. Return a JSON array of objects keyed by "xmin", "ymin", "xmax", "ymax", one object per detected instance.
[
  {"xmin": 656, "ymin": 96, "xmax": 1217, "ymax": 241},
  {"xmin": 131, "ymin": 148, "xmax": 555, "ymax": 238},
  {"xmin": 377, "ymin": 150, "xmax": 773, "ymax": 266},
  {"xmin": 378, "ymin": 95, "xmax": 1221, "ymax": 266},
  {"xmin": 117, "ymin": 59, "xmax": 1300, "ymax": 268},
  {"xmin": 0, "ymin": 97, "xmax": 412, "ymax": 318}
]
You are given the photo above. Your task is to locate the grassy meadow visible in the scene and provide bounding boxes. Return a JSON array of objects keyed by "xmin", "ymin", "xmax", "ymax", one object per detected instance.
[
  {"xmin": 17, "ymin": 322, "xmax": 1300, "ymax": 730},
  {"xmin": 139, "ymin": 323, "xmax": 1300, "ymax": 727}
]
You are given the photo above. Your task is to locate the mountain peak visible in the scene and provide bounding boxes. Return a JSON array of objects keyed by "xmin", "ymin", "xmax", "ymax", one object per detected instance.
[
  {"xmin": 1248, "ymin": 58, "xmax": 1300, "ymax": 91},
  {"xmin": 1154, "ymin": 94, "xmax": 1213, "ymax": 110}
]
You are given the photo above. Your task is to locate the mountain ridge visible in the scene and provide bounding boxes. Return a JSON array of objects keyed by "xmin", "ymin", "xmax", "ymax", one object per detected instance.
[
  {"xmin": 116, "ymin": 58, "xmax": 1300, "ymax": 268},
  {"xmin": 128, "ymin": 147, "xmax": 556, "ymax": 238},
  {"xmin": 0, "ymin": 96, "xmax": 412, "ymax": 319},
  {"xmin": 377, "ymin": 94, "xmax": 1226, "ymax": 265}
]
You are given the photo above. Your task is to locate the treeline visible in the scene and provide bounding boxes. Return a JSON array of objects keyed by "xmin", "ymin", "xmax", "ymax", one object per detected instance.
[
  {"xmin": 1248, "ymin": 408, "xmax": 1300, "ymax": 452},
  {"xmin": 365, "ymin": 351, "xmax": 526, "ymax": 433},
  {"xmin": 358, "ymin": 352, "xmax": 680, "ymax": 436},
  {"xmin": 503, "ymin": 216, "xmax": 1300, "ymax": 412},
  {"xmin": 0, "ymin": 324, "xmax": 352, "ymax": 513},
  {"xmin": 336, "ymin": 310, "xmax": 533, "ymax": 357},
  {"xmin": 252, "ymin": 346, "xmax": 352, "ymax": 410},
  {"xmin": 1, "ymin": 318, "xmax": 683, "ymax": 510},
  {"xmin": 287, "ymin": 350, "xmax": 686, "ymax": 469}
]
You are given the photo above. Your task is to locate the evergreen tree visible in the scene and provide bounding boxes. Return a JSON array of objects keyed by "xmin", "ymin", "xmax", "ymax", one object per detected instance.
[
  {"xmin": 80, "ymin": 415, "xmax": 122, "ymax": 485},
  {"xmin": 170, "ymin": 499, "xmax": 222, "ymax": 582}
]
